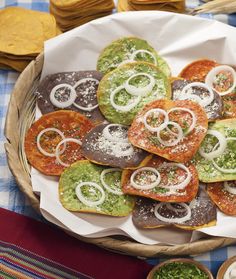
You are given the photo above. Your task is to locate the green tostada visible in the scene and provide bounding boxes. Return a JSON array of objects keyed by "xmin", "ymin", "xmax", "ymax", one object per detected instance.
[
  {"xmin": 194, "ymin": 119, "xmax": 236, "ymax": 182},
  {"xmin": 97, "ymin": 61, "xmax": 171, "ymax": 125},
  {"xmin": 97, "ymin": 36, "xmax": 171, "ymax": 76},
  {"xmin": 59, "ymin": 160, "xmax": 135, "ymax": 216}
]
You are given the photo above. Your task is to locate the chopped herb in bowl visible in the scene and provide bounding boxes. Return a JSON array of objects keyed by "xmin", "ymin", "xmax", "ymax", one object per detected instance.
[
  {"xmin": 147, "ymin": 259, "xmax": 213, "ymax": 279},
  {"xmin": 153, "ymin": 262, "xmax": 208, "ymax": 279}
]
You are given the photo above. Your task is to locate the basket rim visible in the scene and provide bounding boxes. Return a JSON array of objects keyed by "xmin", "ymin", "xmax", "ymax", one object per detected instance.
[{"xmin": 4, "ymin": 52, "xmax": 236, "ymax": 257}]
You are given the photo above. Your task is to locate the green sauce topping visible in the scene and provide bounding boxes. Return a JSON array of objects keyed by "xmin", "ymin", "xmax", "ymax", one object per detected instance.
[
  {"xmin": 80, "ymin": 184, "xmax": 103, "ymax": 202},
  {"xmin": 98, "ymin": 62, "xmax": 171, "ymax": 125},
  {"xmin": 153, "ymin": 262, "xmax": 209, "ymax": 279},
  {"xmin": 97, "ymin": 37, "xmax": 170, "ymax": 76},
  {"xmin": 59, "ymin": 161, "xmax": 135, "ymax": 216},
  {"xmin": 102, "ymin": 170, "xmax": 122, "ymax": 192},
  {"xmin": 194, "ymin": 119, "xmax": 236, "ymax": 182}
]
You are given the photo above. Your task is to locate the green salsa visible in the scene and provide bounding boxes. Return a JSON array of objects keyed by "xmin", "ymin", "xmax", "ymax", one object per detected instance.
[
  {"xmin": 194, "ymin": 119, "xmax": 236, "ymax": 182},
  {"xmin": 153, "ymin": 262, "xmax": 209, "ymax": 279},
  {"xmin": 97, "ymin": 37, "xmax": 171, "ymax": 76},
  {"xmin": 97, "ymin": 62, "xmax": 171, "ymax": 125},
  {"xmin": 59, "ymin": 161, "xmax": 135, "ymax": 216}
]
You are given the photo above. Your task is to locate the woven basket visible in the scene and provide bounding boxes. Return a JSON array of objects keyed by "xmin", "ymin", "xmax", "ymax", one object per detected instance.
[{"xmin": 4, "ymin": 53, "xmax": 236, "ymax": 257}]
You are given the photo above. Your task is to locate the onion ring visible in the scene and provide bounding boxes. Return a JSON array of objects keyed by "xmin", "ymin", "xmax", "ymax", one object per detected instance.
[
  {"xmin": 180, "ymin": 82, "xmax": 214, "ymax": 107},
  {"xmin": 37, "ymin": 128, "xmax": 65, "ymax": 157},
  {"xmin": 158, "ymin": 163, "xmax": 191, "ymax": 191},
  {"xmin": 143, "ymin": 108, "xmax": 169, "ymax": 133},
  {"xmin": 55, "ymin": 138, "xmax": 82, "ymax": 167},
  {"xmin": 156, "ymin": 121, "xmax": 183, "ymax": 147},
  {"xmin": 224, "ymin": 181, "xmax": 236, "ymax": 195},
  {"xmin": 50, "ymin": 83, "xmax": 77, "ymax": 108},
  {"xmin": 189, "ymin": 199, "xmax": 198, "ymax": 209},
  {"xmin": 130, "ymin": 50, "xmax": 157, "ymax": 66},
  {"xmin": 124, "ymin": 73, "xmax": 155, "ymax": 96},
  {"xmin": 205, "ymin": 65, "xmax": 236, "ymax": 96},
  {"xmin": 110, "ymin": 85, "xmax": 141, "ymax": 112},
  {"xmin": 179, "ymin": 92, "xmax": 202, "ymax": 104},
  {"xmin": 168, "ymin": 107, "xmax": 196, "ymax": 135},
  {"xmin": 130, "ymin": 167, "xmax": 161, "ymax": 190},
  {"xmin": 100, "ymin": 168, "xmax": 123, "ymax": 195},
  {"xmin": 154, "ymin": 202, "xmax": 191, "ymax": 224},
  {"xmin": 73, "ymin": 103, "xmax": 99, "ymax": 112},
  {"xmin": 118, "ymin": 59, "xmax": 134, "ymax": 67},
  {"xmin": 165, "ymin": 203, "xmax": 188, "ymax": 213},
  {"xmin": 75, "ymin": 182, "xmax": 105, "ymax": 207},
  {"xmin": 199, "ymin": 130, "xmax": 227, "ymax": 160}
]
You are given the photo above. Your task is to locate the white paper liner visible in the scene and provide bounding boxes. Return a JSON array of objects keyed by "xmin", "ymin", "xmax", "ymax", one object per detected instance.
[{"xmin": 32, "ymin": 11, "xmax": 236, "ymax": 245}]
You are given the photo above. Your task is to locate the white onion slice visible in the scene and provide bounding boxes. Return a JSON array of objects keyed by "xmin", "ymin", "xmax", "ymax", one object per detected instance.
[
  {"xmin": 102, "ymin": 124, "xmax": 129, "ymax": 143},
  {"xmin": 189, "ymin": 199, "xmax": 198, "ymax": 209},
  {"xmin": 143, "ymin": 108, "xmax": 169, "ymax": 132},
  {"xmin": 205, "ymin": 65, "xmax": 236, "ymax": 96},
  {"xmin": 168, "ymin": 107, "xmax": 196, "ymax": 135},
  {"xmin": 130, "ymin": 50, "xmax": 157, "ymax": 66},
  {"xmin": 180, "ymin": 82, "xmax": 214, "ymax": 107},
  {"xmin": 165, "ymin": 203, "xmax": 188, "ymax": 213},
  {"xmin": 73, "ymin": 102, "xmax": 99, "ymax": 111},
  {"xmin": 75, "ymin": 182, "xmax": 105, "ymax": 207},
  {"xmin": 55, "ymin": 138, "xmax": 82, "ymax": 167},
  {"xmin": 113, "ymin": 143, "xmax": 134, "ymax": 157},
  {"xmin": 37, "ymin": 128, "xmax": 65, "ymax": 157},
  {"xmin": 110, "ymin": 85, "xmax": 141, "ymax": 112},
  {"xmin": 130, "ymin": 167, "xmax": 161, "ymax": 190},
  {"xmin": 73, "ymin": 78, "xmax": 99, "ymax": 111},
  {"xmin": 156, "ymin": 121, "xmax": 183, "ymax": 147},
  {"xmin": 50, "ymin": 84, "xmax": 77, "ymax": 108},
  {"xmin": 212, "ymin": 137, "xmax": 236, "ymax": 173},
  {"xmin": 158, "ymin": 163, "xmax": 191, "ymax": 190},
  {"xmin": 224, "ymin": 181, "xmax": 236, "ymax": 195},
  {"xmin": 179, "ymin": 92, "xmax": 202, "ymax": 104},
  {"xmin": 73, "ymin": 78, "xmax": 99, "ymax": 89},
  {"xmin": 118, "ymin": 59, "xmax": 134, "ymax": 67},
  {"xmin": 154, "ymin": 202, "xmax": 191, "ymax": 224},
  {"xmin": 124, "ymin": 73, "xmax": 155, "ymax": 96},
  {"xmin": 100, "ymin": 168, "xmax": 123, "ymax": 195},
  {"xmin": 199, "ymin": 130, "xmax": 227, "ymax": 160}
]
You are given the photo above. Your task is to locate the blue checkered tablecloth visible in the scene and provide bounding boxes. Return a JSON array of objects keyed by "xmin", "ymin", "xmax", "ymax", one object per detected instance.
[{"xmin": 1, "ymin": 0, "xmax": 236, "ymax": 277}]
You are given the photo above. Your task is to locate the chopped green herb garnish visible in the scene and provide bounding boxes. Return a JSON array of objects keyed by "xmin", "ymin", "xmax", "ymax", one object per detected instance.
[
  {"xmin": 148, "ymin": 136, "xmax": 165, "ymax": 149},
  {"xmin": 152, "ymin": 187, "xmax": 169, "ymax": 194},
  {"xmin": 153, "ymin": 262, "xmax": 209, "ymax": 279},
  {"xmin": 182, "ymin": 120, "xmax": 189, "ymax": 135}
]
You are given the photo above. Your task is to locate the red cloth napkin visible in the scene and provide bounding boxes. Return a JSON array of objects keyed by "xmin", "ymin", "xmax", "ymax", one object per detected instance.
[{"xmin": 0, "ymin": 208, "xmax": 152, "ymax": 279}]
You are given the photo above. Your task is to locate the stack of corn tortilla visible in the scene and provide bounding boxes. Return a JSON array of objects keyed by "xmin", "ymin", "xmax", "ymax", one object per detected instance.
[
  {"xmin": 0, "ymin": 7, "xmax": 60, "ymax": 72},
  {"xmin": 118, "ymin": 0, "xmax": 185, "ymax": 13},
  {"xmin": 50, "ymin": 0, "xmax": 115, "ymax": 32}
]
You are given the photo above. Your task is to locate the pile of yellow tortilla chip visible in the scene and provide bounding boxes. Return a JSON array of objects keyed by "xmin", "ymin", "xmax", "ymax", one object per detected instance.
[
  {"xmin": 0, "ymin": 7, "xmax": 60, "ymax": 72},
  {"xmin": 50, "ymin": 0, "xmax": 115, "ymax": 32},
  {"xmin": 118, "ymin": 0, "xmax": 185, "ymax": 13}
]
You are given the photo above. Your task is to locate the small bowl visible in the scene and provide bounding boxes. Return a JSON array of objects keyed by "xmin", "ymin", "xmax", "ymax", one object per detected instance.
[
  {"xmin": 147, "ymin": 258, "xmax": 214, "ymax": 279},
  {"xmin": 217, "ymin": 256, "xmax": 236, "ymax": 279}
]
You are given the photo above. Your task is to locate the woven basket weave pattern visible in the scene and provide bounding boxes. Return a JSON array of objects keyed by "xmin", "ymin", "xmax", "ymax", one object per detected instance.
[{"xmin": 4, "ymin": 53, "xmax": 236, "ymax": 257}]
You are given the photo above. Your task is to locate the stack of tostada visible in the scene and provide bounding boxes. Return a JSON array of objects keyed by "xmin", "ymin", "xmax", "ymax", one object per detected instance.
[
  {"xmin": 50, "ymin": 0, "xmax": 115, "ymax": 32},
  {"xmin": 25, "ymin": 36, "xmax": 236, "ymax": 232},
  {"xmin": 118, "ymin": 0, "xmax": 185, "ymax": 13},
  {"xmin": 0, "ymin": 7, "xmax": 60, "ymax": 72}
]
